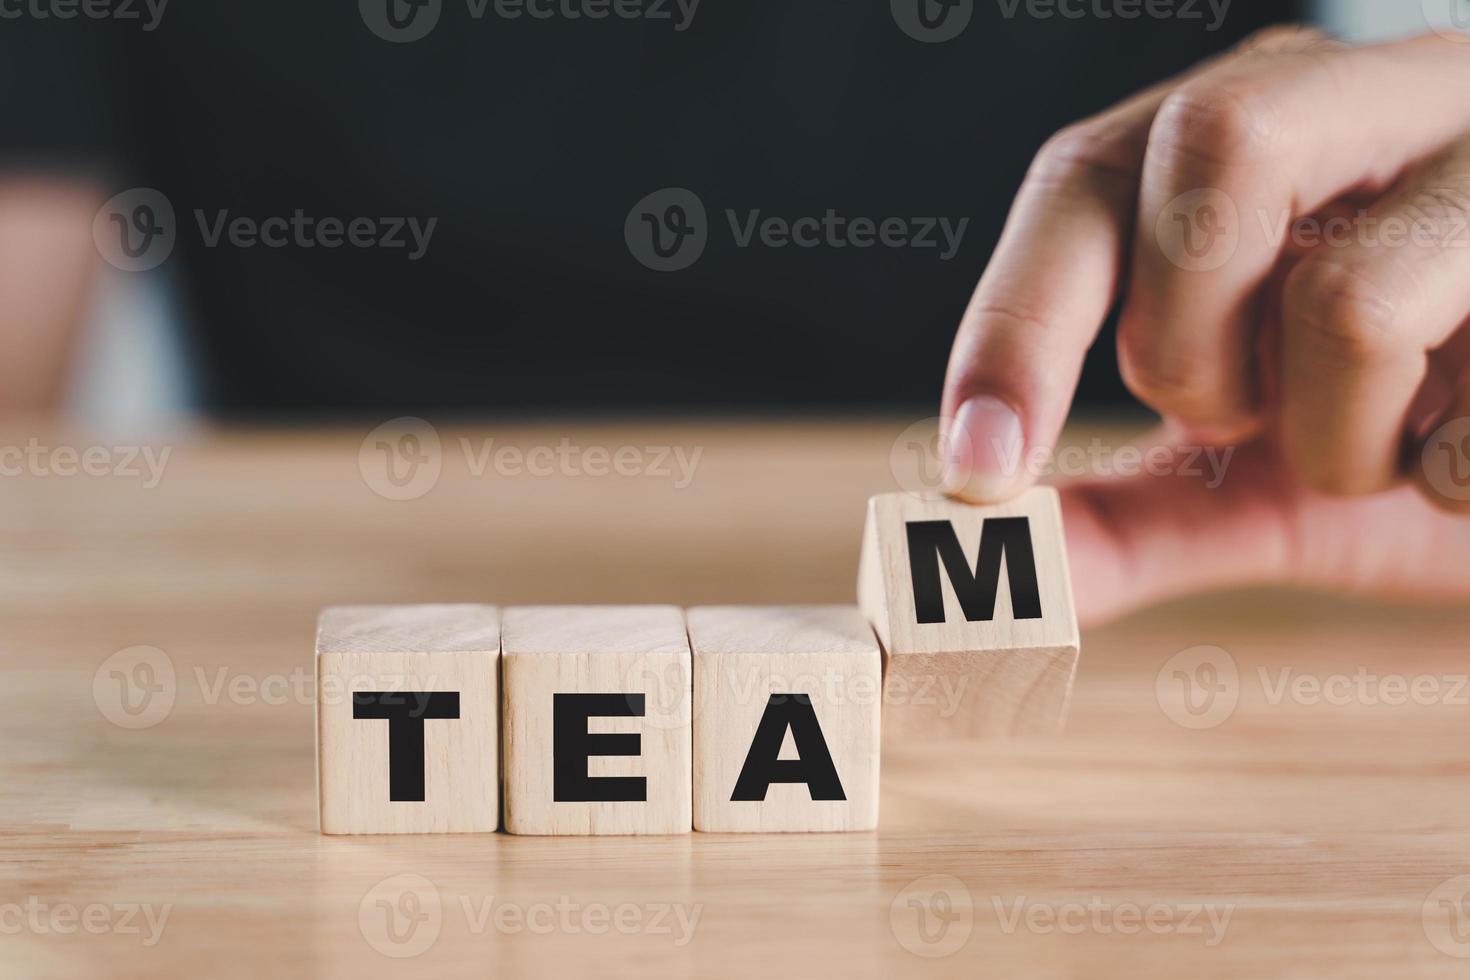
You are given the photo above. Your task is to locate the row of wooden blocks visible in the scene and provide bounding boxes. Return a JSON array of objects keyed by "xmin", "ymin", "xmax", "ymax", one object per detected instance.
[{"xmin": 316, "ymin": 489, "xmax": 1080, "ymax": 835}]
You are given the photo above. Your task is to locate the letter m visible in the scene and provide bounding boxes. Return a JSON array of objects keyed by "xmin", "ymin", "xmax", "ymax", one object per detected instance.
[{"xmin": 905, "ymin": 518, "xmax": 1042, "ymax": 624}]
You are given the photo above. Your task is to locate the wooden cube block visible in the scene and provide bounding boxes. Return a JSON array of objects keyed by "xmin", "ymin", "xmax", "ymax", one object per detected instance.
[
  {"xmin": 689, "ymin": 605, "xmax": 880, "ymax": 833},
  {"xmin": 316, "ymin": 604, "xmax": 500, "ymax": 834},
  {"xmin": 858, "ymin": 487, "xmax": 1079, "ymax": 738},
  {"xmin": 501, "ymin": 606, "xmax": 692, "ymax": 836}
]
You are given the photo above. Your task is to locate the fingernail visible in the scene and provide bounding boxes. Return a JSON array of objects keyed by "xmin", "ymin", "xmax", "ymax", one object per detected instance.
[{"xmin": 942, "ymin": 396, "xmax": 1024, "ymax": 502}]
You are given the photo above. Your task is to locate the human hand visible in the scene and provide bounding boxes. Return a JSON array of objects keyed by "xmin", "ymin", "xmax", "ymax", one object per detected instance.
[{"xmin": 937, "ymin": 26, "xmax": 1470, "ymax": 624}]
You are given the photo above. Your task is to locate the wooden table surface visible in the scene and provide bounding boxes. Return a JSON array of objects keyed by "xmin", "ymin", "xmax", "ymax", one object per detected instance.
[{"xmin": 5, "ymin": 419, "xmax": 1470, "ymax": 979}]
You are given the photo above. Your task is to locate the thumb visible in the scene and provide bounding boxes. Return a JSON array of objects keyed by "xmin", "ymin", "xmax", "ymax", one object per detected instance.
[{"xmin": 1060, "ymin": 431, "xmax": 1470, "ymax": 626}]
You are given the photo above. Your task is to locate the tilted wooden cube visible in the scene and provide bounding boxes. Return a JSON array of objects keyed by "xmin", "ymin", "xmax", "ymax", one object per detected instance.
[
  {"xmin": 689, "ymin": 606, "xmax": 880, "ymax": 832},
  {"xmin": 501, "ymin": 605, "xmax": 692, "ymax": 836},
  {"xmin": 858, "ymin": 488, "xmax": 1079, "ymax": 738},
  {"xmin": 317, "ymin": 604, "xmax": 501, "ymax": 834}
]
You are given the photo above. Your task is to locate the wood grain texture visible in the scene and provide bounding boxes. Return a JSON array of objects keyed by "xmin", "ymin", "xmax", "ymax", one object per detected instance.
[
  {"xmin": 7, "ymin": 420, "xmax": 1470, "ymax": 979},
  {"xmin": 501, "ymin": 605, "xmax": 692, "ymax": 836},
  {"xmin": 859, "ymin": 488, "xmax": 1080, "ymax": 737},
  {"xmin": 689, "ymin": 605, "xmax": 880, "ymax": 832},
  {"xmin": 316, "ymin": 604, "xmax": 500, "ymax": 834}
]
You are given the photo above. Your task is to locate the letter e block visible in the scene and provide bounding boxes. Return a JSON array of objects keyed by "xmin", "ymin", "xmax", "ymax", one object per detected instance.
[
  {"xmin": 858, "ymin": 488, "xmax": 1079, "ymax": 738},
  {"xmin": 689, "ymin": 606, "xmax": 880, "ymax": 832},
  {"xmin": 317, "ymin": 604, "xmax": 501, "ymax": 834},
  {"xmin": 501, "ymin": 606, "xmax": 692, "ymax": 835}
]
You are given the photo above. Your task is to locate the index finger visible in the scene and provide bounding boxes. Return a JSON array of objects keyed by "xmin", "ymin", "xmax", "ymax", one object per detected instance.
[{"xmin": 940, "ymin": 26, "xmax": 1326, "ymax": 503}]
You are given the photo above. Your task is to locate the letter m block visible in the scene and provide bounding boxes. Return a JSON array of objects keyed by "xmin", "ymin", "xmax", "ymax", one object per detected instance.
[{"xmin": 858, "ymin": 488, "xmax": 1079, "ymax": 738}]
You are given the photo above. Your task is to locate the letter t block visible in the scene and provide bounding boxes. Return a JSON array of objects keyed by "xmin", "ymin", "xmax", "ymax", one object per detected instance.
[
  {"xmin": 858, "ymin": 488, "xmax": 1079, "ymax": 738},
  {"xmin": 316, "ymin": 604, "xmax": 501, "ymax": 834}
]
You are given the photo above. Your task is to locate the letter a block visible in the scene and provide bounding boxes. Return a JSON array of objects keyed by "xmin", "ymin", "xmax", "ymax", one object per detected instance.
[
  {"xmin": 858, "ymin": 488, "xmax": 1079, "ymax": 738},
  {"xmin": 317, "ymin": 605, "xmax": 501, "ymax": 834},
  {"xmin": 501, "ymin": 606, "xmax": 692, "ymax": 835},
  {"xmin": 689, "ymin": 606, "xmax": 880, "ymax": 832}
]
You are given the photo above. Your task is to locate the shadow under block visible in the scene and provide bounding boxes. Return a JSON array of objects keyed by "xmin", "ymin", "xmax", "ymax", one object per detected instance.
[
  {"xmin": 858, "ymin": 488, "xmax": 1080, "ymax": 738},
  {"xmin": 501, "ymin": 606, "xmax": 692, "ymax": 836},
  {"xmin": 688, "ymin": 606, "xmax": 880, "ymax": 833},
  {"xmin": 316, "ymin": 604, "xmax": 501, "ymax": 835}
]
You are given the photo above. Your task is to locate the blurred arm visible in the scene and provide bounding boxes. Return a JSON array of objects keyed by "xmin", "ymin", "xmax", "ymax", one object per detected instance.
[{"xmin": 0, "ymin": 177, "xmax": 103, "ymax": 415}]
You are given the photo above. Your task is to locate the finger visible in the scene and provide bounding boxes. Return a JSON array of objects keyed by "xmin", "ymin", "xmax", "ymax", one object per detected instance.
[
  {"xmin": 1280, "ymin": 137, "xmax": 1470, "ymax": 494},
  {"xmin": 940, "ymin": 26, "xmax": 1331, "ymax": 504},
  {"xmin": 1060, "ymin": 432, "xmax": 1470, "ymax": 626},
  {"xmin": 1122, "ymin": 33, "xmax": 1470, "ymax": 438}
]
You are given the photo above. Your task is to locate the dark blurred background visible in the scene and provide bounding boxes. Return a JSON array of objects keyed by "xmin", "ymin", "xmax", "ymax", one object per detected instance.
[{"xmin": 0, "ymin": 0, "xmax": 1436, "ymax": 428}]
